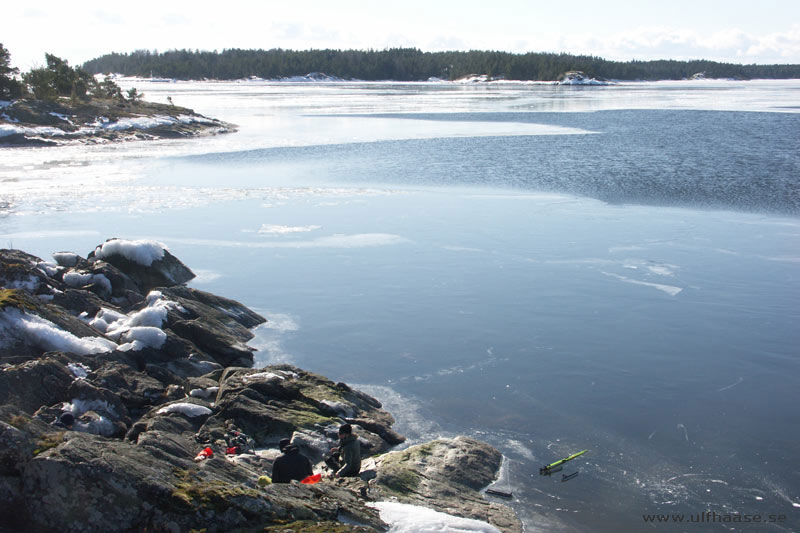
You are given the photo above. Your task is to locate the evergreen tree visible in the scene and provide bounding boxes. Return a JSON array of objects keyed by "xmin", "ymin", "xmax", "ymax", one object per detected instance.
[
  {"xmin": 23, "ymin": 53, "xmax": 93, "ymax": 100},
  {"xmin": 0, "ymin": 43, "xmax": 24, "ymax": 99},
  {"xmin": 81, "ymin": 48, "xmax": 800, "ymax": 82}
]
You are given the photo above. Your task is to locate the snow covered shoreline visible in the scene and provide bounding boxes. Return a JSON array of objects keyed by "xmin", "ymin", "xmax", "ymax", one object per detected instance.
[{"xmin": 0, "ymin": 97, "xmax": 234, "ymax": 147}]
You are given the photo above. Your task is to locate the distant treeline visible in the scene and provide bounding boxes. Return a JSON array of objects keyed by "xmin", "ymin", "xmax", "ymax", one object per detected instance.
[{"xmin": 82, "ymin": 48, "xmax": 800, "ymax": 82}]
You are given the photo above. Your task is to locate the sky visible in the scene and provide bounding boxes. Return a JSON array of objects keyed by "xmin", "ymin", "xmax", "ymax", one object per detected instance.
[{"xmin": 4, "ymin": 0, "xmax": 800, "ymax": 70}]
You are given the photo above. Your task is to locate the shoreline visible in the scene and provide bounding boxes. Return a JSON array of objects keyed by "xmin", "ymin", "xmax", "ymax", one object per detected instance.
[
  {"xmin": 0, "ymin": 239, "xmax": 521, "ymax": 532},
  {"xmin": 0, "ymin": 97, "xmax": 235, "ymax": 147}
]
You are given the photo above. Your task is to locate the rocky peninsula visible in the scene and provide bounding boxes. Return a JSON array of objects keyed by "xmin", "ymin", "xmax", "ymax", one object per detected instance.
[
  {"xmin": 0, "ymin": 98, "xmax": 233, "ymax": 147},
  {"xmin": 0, "ymin": 240, "xmax": 520, "ymax": 532}
]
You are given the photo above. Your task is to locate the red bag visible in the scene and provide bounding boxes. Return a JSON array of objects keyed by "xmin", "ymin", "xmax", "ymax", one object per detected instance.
[
  {"xmin": 194, "ymin": 447, "xmax": 214, "ymax": 462},
  {"xmin": 226, "ymin": 446, "xmax": 240, "ymax": 455},
  {"xmin": 301, "ymin": 474, "xmax": 322, "ymax": 484}
]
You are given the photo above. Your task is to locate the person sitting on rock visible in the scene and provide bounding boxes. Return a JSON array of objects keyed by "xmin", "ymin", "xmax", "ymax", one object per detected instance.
[
  {"xmin": 326, "ymin": 423, "xmax": 361, "ymax": 478},
  {"xmin": 271, "ymin": 438, "xmax": 314, "ymax": 483}
]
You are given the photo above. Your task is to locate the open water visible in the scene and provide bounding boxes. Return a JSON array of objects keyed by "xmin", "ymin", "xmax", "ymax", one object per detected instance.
[{"xmin": 1, "ymin": 79, "xmax": 799, "ymax": 531}]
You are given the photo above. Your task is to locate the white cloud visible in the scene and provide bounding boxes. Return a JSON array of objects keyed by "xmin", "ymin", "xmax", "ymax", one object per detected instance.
[
  {"xmin": 4, "ymin": 2, "xmax": 799, "ymax": 69},
  {"xmin": 548, "ymin": 25, "xmax": 800, "ymax": 63}
]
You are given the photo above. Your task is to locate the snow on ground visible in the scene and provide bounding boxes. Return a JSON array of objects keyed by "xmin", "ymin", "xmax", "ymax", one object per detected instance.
[
  {"xmin": 189, "ymin": 386, "xmax": 219, "ymax": 399},
  {"xmin": 89, "ymin": 114, "xmax": 214, "ymax": 131},
  {"xmin": 49, "ymin": 112, "xmax": 75, "ymax": 125},
  {"xmin": 67, "ymin": 362, "xmax": 90, "ymax": 379},
  {"xmin": 3, "ymin": 275, "xmax": 39, "ymax": 291},
  {"xmin": 91, "ymin": 291, "xmax": 184, "ymax": 351},
  {"xmin": 367, "ymin": 502, "xmax": 502, "ymax": 533},
  {"xmin": 117, "ymin": 326, "xmax": 167, "ymax": 351},
  {"xmin": 63, "ymin": 271, "xmax": 112, "ymax": 293},
  {"xmin": 242, "ymin": 371, "xmax": 285, "ymax": 382},
  {"xmin": 0, "ymin": 124, "xmax": 69, "ymax": 138},
  {"xmin": 157, "ymin": 402, "xmax": 213, "ymax": 417},
  {"xmin": 52, "ymin": 252, "xmax": 81, "ymax": 267},
  {"xmin": 1, "ymin": 113, "xmax": 214, "ymax": 140},
  {"xmin": 93, "ymin": 238, "xmax": 167, "ymax": 266},
  {"xmin": 278, "ymin": 72, "xmax": 344, "ymax": 82},
  {"xmin": 109, "ymin": 291, "xmax": 182, "ymax": 334},
  {"xmin": 68, "ymin": 398, "xmax": 118, "ymax": 417},
  {"xmin": 37, "ymin": 261, "xmax": 61, "ymax": 277},
  {"xmin": 0, "ymin": 308, "xmax": 117, "ymax": 355}
]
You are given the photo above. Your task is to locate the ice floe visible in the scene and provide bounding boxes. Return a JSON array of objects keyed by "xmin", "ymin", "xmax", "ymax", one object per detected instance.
[{"xmin": 258, "ymin": 224, "xmax": 322, "ymax": 234}]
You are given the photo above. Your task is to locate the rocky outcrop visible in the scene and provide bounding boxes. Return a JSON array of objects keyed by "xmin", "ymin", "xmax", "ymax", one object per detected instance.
[
  {"xmin": 0, "ymin": 242, "xmax": 519, "ymax": 532},
  {"xmin": 557, "ymin": 70, "xmax": 611, "ymax": 85},
  {"xmin": 0, "ymin": 97, "xmax": 235, "ymax": 147},
  {"xmin": 365, "ymin": 437, "xmax": 522, "ymax": 532}
]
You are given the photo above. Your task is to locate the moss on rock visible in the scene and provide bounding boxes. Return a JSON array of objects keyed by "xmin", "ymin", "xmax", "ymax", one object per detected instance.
[{"xmin": 0, "ymin": 289, "xmax": 36, "ymax": 311}]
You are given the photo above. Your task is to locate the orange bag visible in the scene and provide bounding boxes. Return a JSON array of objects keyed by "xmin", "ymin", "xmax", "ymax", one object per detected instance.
[{"xmin": 301, "ymin": 474, "xmax": 322, "ymax": 484}]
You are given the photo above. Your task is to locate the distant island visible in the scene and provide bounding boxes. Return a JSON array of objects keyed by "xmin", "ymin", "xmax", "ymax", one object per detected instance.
[
  {"xmin": 0, "ymin": 45, "xmax": 233, "ymax": 147},
  {"xmin": 81, "ymin": 47, "xmax": 800, "ymax": 82}
]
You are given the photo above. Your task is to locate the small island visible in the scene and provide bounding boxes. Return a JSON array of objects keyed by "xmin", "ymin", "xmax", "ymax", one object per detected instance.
[
  {"xmin": 0, "ymin": 46, "xmax": 233, "ymax": 147},
  {"xmin": 0, "ymin": 240, "xmax": 521, "ymax": 532}
]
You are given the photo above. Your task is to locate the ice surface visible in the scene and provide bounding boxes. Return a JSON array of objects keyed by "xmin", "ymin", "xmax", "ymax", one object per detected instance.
[
  {"xmin": 164, "ymin": 233, "xmax": 409, "ymax": 249},
  {"xmin": 156, "ymin": 402, "xmax": 212, "ymax": 417},
  {"xmin": 258, "ymin": 224, "xmax": 322, "ymax": 234},
  {"xmin": 368, "ymin": 502, "xmax": 501, "ymax": 533},
  {"xmin": 93, "ymin": 239, "xmax": 167, "ymax": 266},
  {"xmin": 601, "ymin": 272, "xmax": 683, "ymax": 296}
]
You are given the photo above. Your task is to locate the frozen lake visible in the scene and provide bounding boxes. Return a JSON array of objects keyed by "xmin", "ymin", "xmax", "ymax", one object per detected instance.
[{"xmin": 1, "ymin": 78, "xmax": 799, "ymax": 531}]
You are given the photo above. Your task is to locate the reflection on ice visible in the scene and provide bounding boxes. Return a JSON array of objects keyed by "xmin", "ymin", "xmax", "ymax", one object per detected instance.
[{"xmin": 601, "ymin": 271, "xmax": 683, "ymax": 296}]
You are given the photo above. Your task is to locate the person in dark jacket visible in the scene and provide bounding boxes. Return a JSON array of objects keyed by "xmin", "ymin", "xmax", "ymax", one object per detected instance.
[
  {"xmin": 327, "ymin": 423, "xmax": 361, "ymax": 478},
  {"xmin": 271, "ymin": 438, "xmax": 314, "ymax": 483},
  {"xmin": 53, "ymin": 411, "xmax": 74, "ymax": 429}
]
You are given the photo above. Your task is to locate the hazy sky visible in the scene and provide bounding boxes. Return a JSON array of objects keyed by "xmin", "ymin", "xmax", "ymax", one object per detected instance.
[{"xmin": 4, "ymin": 0, "xmax": 800, "ymax": 70}]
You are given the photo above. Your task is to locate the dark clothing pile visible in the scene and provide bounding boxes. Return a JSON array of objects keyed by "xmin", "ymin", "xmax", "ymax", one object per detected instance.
[{"xmin": 271, "ymin": 445, "xmax": 313, "ymax": 483}]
